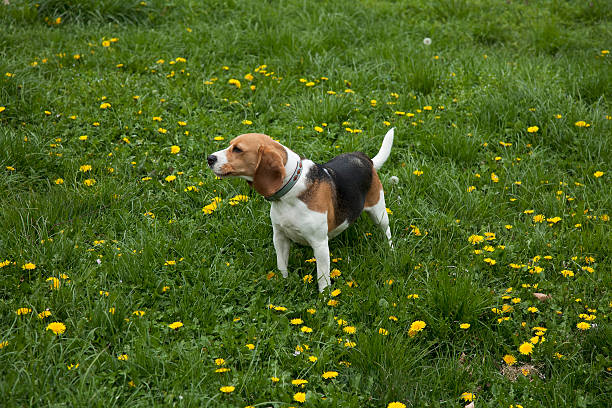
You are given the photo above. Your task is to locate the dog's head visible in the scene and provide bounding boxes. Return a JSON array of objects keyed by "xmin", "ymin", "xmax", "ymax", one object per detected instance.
[{"xmin": 207, "ymin": 133, "xmax": 288, "ymax": 197}]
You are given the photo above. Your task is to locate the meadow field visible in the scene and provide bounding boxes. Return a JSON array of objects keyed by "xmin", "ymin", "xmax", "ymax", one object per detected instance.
[{"xmin": 0, "ymin": 0, "xmax": 610, "ymax": 406}]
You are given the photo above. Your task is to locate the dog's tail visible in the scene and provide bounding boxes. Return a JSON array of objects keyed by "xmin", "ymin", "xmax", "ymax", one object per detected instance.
[{"xmin": 372, "ymin": 128, "xmax": 395, "ymax": 170}]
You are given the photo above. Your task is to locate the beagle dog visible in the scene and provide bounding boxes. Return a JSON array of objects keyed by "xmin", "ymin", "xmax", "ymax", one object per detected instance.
[{"xmin": 207, "ymin": 128, "xmax": 394, "ymax": 292}]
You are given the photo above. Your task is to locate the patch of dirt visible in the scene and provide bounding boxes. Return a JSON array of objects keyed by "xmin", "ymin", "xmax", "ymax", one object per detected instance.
[{"xmin": 501, "ymin": 364, "xmax": 545, "ymax": 382}]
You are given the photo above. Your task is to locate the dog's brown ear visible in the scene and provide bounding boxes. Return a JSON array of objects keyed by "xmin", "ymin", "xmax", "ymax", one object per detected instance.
[{"xmin": 252, "ymin": 145, "xmax": 286, "ymax": 197}]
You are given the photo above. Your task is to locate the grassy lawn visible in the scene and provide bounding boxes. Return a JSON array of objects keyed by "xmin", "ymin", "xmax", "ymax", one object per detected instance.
[{"xmin": 1, "ymin": 0, "xmax": 610, "ymax": 406}]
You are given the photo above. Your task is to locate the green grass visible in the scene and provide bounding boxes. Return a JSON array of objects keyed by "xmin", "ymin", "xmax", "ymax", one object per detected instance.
[{"xmin": 0, "ymin": 0, "xmax": 611, "ymax": 407}]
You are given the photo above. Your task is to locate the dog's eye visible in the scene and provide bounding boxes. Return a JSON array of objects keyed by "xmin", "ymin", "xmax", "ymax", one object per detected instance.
[{"xmin": 233, "ymin": 146, "xmax": 242, "ymax": 153}]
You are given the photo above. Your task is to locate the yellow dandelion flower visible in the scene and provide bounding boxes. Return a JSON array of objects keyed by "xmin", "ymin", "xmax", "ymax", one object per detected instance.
[
  {"xmin": 16, "ymin": 307, "xmax": 32, "ymax": 315},
  {"xmin": 409, "ymin": 320, "xmax": 426, "ymax": 332},
  {"xmin": 576, "ymin": 321, "xmax": 591, "ymax": 330},
  {"xmin": 170, "ymin": 145, "xmax": 180, "ymax": 154},
  {"xmin": 343, "ymin": 326, "xmax": 356, "ymax": 334},
  {"xmin": 168, "ymin": 321, "xmax": 183, "ymax": 330},
  {"xmin": 38, "ymin": 310, "xmax": 51, "ymax": 319},
  {"xmin": 293, "ymin": 392, "xmax": 306, "ymax": 403},
  {"xmin": 322, "ymin": 371, "xmax": 338, "ymax": 379},
  {"xmin": 518, "ymin": 342, "xmax": 533, "ymax": 355},
  {"xmin": 503, "ymin": 354, "xmax": 516, "ymax": 365},
  {"xmin": 527, "ymin": 126, "xmax": 539, "ymax": 133},
  {"xmin": 387, "ymin": 402, "xmax": 406, "ymax": 408},
  {"xmin": 593, "ymin": 171, "xmax": 604, "ymax": 178},
  {"xmin": 46, "ymin": 277, "xmax": 60, "ymax": 290},
  {"xmin": 461, "ymin": 392, "xmax": 474, "ymax": 402},
  {"xmin": 291, "ymin": 379, "xmax": 308, "ymax": 386},
  {"xmin": 290, "ymin": 318, "xmax": 303, "ymax": 325},
  {"xmin": 220, "ymin": 386, "xmax": 235, "ymax": 393},
  {"xmin": 46, "ymin": 322, "xmax": 66, "ymax": 335},
  {"xmin": 468, "ymin": 235, "xmax": 484, "ymax": 245},
  {"xmin": 484, "ymin": 258, "xmax": 496, "ymax": 265},
  {"xmin": 460, "ymin": 323, "xmax": 470, "ymax": 329}
]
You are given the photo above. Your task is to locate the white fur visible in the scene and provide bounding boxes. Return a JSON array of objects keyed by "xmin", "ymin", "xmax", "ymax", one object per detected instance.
[
  {"xmin": 269, "ymin": 134, "xmax": 393, "ymax": 292},
  {"xmin": 267, "ymin": 157, "xmax": 334, "ymax": 291},
  {"xmin": 212, "ymin": 130, "xmax": 394, "ymax": 293},
  {"xmin": 372, "ymin": 128, "xmax": 395, "ymax": 170},
  {"xmin": 209, "ymin": 147, "xmax": 229, "ymax": 176},
  {"xmin": 364, "ymin": 190, "xmax": 393, "ymax": 248}
]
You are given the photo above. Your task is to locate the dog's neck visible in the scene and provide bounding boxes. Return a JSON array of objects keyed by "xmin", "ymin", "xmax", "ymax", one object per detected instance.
[
  {"xmin": 262, "ymin": 146, "xmax": 305, "ymax": 202},
  {"xmin": 282, "ymin": 147, "xmax": 302, "ymax": 185}
]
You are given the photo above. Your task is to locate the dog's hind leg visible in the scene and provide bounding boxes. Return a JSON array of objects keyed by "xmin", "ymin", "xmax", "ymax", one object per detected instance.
[
  {"xmin": 364, "ymin": 190, "xmax": 393, "ymax": 248},
  {"xmin": 310, "ymin": 238, "xmax": 331, "ymax": 292}
]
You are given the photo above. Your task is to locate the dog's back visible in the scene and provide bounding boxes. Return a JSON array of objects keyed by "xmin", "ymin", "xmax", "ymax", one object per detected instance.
[{"xmin": 319, "ymin": 152, "xmax": 373, "ymax": 226}]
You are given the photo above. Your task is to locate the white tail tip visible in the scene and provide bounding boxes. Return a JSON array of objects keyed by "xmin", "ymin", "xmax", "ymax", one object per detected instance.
[{"xmin": 372, "ymin": 128, "xmax": 395, "ymax": 170}]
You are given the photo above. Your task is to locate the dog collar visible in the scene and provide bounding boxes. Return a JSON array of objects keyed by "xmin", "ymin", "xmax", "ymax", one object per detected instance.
[{"xmin": 265, "ymin": 159, "xmax": 303, "ymax": 201}]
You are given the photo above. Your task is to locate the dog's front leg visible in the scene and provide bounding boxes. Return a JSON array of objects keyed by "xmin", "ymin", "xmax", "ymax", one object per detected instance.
[
  {"xmin": 273, "ymin": 226, "xmax": 290, "ymax": 278},
  {"xmin": 311, "ymin": 238, "xmax": 331, "ymax": 292}
]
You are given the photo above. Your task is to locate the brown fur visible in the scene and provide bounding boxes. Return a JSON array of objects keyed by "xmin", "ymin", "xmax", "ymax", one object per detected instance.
[
  {"xmin": 364, "ymin": 167, "xmax": 383, "ymax": 208},
  {"xmin": 252, "ymin": 145, "xmax": 286, "ymax": 197},
  {"xmin": 299, "ymin": 180, "xmax": 338, "ymax": 232},
  {"xmin": 219, "ymin": 133, "xmax": 288, "ymax": 197}
]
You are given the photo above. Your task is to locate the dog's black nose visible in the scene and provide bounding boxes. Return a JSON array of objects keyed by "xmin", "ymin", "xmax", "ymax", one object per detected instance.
[{"xmin": 207, "ymin": 155, "xmax": 217, "ymax": 167}]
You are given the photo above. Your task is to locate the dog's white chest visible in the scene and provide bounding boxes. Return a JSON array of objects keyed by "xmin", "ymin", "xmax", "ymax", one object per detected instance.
[{"xmin": 270, "ymin": 200, "xmax": 327, "ymax": 245}]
